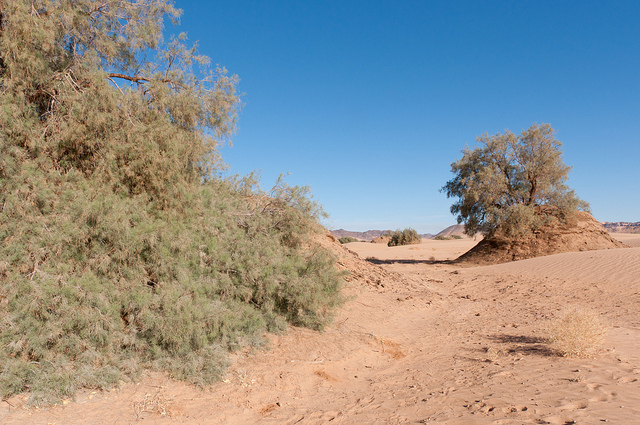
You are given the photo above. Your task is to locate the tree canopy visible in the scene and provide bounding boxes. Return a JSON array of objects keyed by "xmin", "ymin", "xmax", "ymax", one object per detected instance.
[
  {"xmin": 0, "ymin": 0, "xmax": 240, "ymax": 201},
  {"xmin": 442, "ymin": 123, "xmax": 589, "ymax": 238}
]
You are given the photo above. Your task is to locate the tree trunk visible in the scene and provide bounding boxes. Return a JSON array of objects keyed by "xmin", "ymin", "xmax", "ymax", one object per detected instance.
[{"xmin": 527, "ymin": 181, "xmax": 537, "ymax": 206}]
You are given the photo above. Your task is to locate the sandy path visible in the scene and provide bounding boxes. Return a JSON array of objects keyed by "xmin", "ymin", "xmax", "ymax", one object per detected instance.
[{"xmin": 2, "ymin": 240, "xmax": 639, "ymax": 424}]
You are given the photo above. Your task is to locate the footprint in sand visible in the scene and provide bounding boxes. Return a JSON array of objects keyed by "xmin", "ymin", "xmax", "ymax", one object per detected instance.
[
  {"xmin": 586, "ymin": 383, "xmax": 617, "ymax": 402},
  {"xmin": 543, "ymin": 415, "xmax": 579, "ymax": 425},
  {"xmin": 500, "ymin": 404, "xmax": 528, "ymax": 414},
  {"xmin": 559, "ymin": 400, "xmax": 588, "ymax": 410}
]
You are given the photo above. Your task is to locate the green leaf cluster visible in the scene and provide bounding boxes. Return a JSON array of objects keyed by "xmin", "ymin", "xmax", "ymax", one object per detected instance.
[
  {"xmin": 0, "ymin": 1, "xmax": 343, "ymax": 404},
  {"xmin": 442, "ymin": 123, "xmax": 590, "ymax": 238}
]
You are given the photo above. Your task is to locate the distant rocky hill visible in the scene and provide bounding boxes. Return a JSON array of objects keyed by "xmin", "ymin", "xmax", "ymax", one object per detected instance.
[
  {"xmin": 330, "ymin": 229, "xmax": 390, "ymax": 241},
  {"xmin": 330, "ymin": 229, "xmax": 433, "ymax": 241},
  {"xmin": 602, "ymin": 222, "xmax": 640, "ymax": 234}
]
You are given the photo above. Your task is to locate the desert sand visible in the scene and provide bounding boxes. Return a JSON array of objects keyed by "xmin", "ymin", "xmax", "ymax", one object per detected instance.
[{"xmin": 2, "ymin": 234, "xmax": 639, "ymax": 424}]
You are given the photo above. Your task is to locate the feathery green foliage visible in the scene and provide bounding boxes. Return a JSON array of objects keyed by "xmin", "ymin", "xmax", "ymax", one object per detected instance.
[
  {"xmin": 442, "ymin": 123, "xmax": 589, "ymax": 238},
  {"xmin": 0, "ymin": 1, "xmax": 343, "ymax": 404},
  {"xmin": 338, "ymin": 236, "xmax": 359, "ymax": 244}
]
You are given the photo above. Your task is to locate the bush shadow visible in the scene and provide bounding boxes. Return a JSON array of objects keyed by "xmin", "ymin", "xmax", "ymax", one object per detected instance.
[
  {"xmin": 487, "ymin": 334, "xmax": 557, "ymax": 357},
  {"xmin": 365, "ymin": 258, "xmax": 456, "ymax": 266}
]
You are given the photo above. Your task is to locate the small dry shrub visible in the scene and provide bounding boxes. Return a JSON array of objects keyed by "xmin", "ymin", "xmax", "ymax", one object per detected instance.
[{"xmin": 545, "ymin": 307, "xmax": 606, "ymax": 357}]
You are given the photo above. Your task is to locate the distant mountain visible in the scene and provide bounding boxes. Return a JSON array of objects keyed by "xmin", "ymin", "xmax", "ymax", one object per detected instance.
[
  {"xmin": 602, "ymin": 222, "xmax": 640, "ymax": 234},
  {"xmin": 330, "ymin": 229, "xmax": 433, "ymax": 241},
  {"xmin": 332, "ymin": 221, "xmax": 640, "ymax": 242},
  {"xmin": 434, "ymin": 224, "xmax": 467, "ymax": 238},
  {"xmin": 330, "ymin": 229, "xmax": 390, "ymax": 241}
]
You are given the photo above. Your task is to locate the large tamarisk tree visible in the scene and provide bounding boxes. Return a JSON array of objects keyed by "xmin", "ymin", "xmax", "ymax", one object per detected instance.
[
  {"xmin": 442, "ymin": 123, "xmax": 590, "ymax": 238},
  {"xmin": 0, "ymin": 1, "xmax": 343, "ymax": 405}
]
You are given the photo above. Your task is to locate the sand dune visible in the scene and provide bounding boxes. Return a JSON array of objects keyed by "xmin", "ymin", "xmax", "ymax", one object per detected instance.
[
  {"xmin": 480, "ymin": 245, "xmax": 640, "ymax": 289},
  {"xmin": 2, "ymin": 238, "xmax": 639, "ymax": 424}
]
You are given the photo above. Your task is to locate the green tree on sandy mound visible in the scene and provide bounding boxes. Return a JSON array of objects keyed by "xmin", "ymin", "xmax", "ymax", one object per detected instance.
[
  {"xmin": 442, "ymin": 123, "xmax": 589, "ymax": 238},
  {"xmin": 0, "ymin": 1, "xmax": 343, "ymax": 405}
]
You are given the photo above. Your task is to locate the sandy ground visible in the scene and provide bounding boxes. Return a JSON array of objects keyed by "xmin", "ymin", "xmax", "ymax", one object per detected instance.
[
  {"xmin": 2, "ymin": 235, "xmax": 640, "ymax": 424},
  {"xmin": 611, "ymin": 232, "xmax": 640, "ymax": 247},
  {"xmin": 343, "ymin": 237, "xmax": 482, "ymax": 263}
]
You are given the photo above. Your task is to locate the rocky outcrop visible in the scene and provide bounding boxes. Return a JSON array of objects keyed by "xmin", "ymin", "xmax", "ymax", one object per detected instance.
[{"xmin": 602, "ymin": 221, "xmax": 640, "ymax": 234}]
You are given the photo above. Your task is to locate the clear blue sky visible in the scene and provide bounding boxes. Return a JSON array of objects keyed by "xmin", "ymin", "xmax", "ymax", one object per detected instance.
[{"xmin": 176, "ymin": 0, "xmax": 639, "ymax": 234}]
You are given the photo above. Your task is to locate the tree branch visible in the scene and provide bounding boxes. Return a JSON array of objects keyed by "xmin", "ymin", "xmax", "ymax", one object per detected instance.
[
  {"xmin": 107, "ymin": 73, "xmax": 150, "ymax": 84},
  {"xmin": 107, "ymin": 73, "xmax": 184, "ymax": 89}
]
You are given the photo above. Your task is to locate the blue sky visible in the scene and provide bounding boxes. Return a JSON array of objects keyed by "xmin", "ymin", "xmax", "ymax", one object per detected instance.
[{"xmin": 177, "ymin": 0, "xmax": 639, "ymax": 234}]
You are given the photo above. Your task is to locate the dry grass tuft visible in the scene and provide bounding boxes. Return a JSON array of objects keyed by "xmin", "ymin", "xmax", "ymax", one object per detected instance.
[
  {"xmin": 133, "ymin": 391, "xmax": 173, "ymax": 419},
  {"xmin": 545, "ymin": 307, "xmax": 606, "ymax": 358}
]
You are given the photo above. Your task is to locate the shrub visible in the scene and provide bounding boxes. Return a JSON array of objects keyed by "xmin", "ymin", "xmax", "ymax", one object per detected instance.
[
  {"xmin": 0, "ymin": 174, "xmax": 344, "ymax": 404},
  {"xmin": 545, "ymin": 307, "xmax": 606, "ymax": 357},
  {"xmin": 387, "ymin": 228, "xmax": 422, "ymax": 247},
  {"xmin": 338, "ymin": 237, "xmax": 359, "ymax": 244},
  {"xmin": 434, "ymin": 234, "xmax": 463, "ymax": 240}
]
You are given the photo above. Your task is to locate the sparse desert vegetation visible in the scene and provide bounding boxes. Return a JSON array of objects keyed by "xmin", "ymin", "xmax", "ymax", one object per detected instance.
[{"xmin": 387, "ymin": 228, "xmax": 422, "ymax": 246}]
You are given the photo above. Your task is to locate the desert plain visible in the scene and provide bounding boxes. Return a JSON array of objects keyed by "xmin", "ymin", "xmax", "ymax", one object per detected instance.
[{"xmin": 2, "ymin": 233, "xmax": 640, "ymax": 424}]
